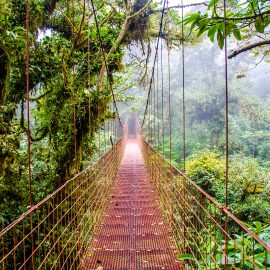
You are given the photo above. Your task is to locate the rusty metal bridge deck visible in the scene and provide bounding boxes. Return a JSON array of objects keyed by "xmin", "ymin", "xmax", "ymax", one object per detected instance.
[{"xmin": 83, "ymin": 139, "xmax": 182, "ymax": 270}]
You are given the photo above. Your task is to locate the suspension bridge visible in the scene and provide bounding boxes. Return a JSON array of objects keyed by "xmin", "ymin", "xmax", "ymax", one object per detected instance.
[
  {"xmin": 1, "ymin": 0, "xmax": 270, "ymax": 269},
  {"xmin": 1, "ymin": 130, "xmax": 270, "ymax": 269}
]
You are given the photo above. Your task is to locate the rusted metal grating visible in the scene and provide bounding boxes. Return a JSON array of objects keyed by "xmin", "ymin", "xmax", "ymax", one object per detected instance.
[{"xmin": 83, "ymin": 140, "xmax": 182, "ymax": 270}]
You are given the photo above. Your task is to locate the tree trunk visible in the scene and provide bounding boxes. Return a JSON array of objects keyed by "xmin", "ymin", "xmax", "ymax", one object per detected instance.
[
  {"xmin": 0, "ymin": 48, "xmax": 8, "ymax": 104},
  {"xmin": 98, "ymin": 18, "xmax": 130, "ymax": 88}
]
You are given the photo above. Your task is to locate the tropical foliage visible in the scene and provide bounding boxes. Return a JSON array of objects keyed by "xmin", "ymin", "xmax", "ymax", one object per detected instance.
[{"xmin": 0, "ymin": 0, "xmax": 159, "ymax": 224}]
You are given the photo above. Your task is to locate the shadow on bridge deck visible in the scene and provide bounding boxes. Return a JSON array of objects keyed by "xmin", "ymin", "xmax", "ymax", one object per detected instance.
[{"xmin": 83, "ymin": 139, "xmax": 182, "ymax": 270}]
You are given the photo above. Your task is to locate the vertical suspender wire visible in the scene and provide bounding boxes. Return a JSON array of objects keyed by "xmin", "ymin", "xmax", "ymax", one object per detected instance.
[
  {"xmin": 25, "ymin": 0, "xmax": 32, "ymax": 209},
  {"xmin": 70, "ymin": 3, "xmax": 76, "ymax": 264},
  {"xmin": 181, "ymin": 0, "xmax": 187, "ymax": 254},
  {"xmin": 223, "ymin": 0, "xmax": 229, "ymax": 213},
  {"xmin": 72, "ymin": 0, "xmax": 77, "ymax": 172},
  {"xmin": 148, "ymin": 91, "xmax": 150, "ymax": 143},
  {"xmin": 161, "ymin": 39, "xmax": 165, "ymax": 157},
  {"xmin": 141, "ymin": 0, "xmax": 166, "ymax": 130},
  {"xmin": 150, "ymin": 84, "xmax": 153, "ymax": 143},
  {"xmin": 106, "ymin": 78, "xmax": 110, "ymax": 150},
  {"xmin": 181, "ymin": 0, "xmax": 186, "ymax": 173},
  {"xmin": 87, "ymin": 1, "xmax": 92, "ymax": 138},
  {"xmin": 109, "ymin": 104, "xmax": 112, "ymax": 147},
  {"xmin": 25, "ymin": 1, "xmax": 35, "ymax": 268},
  {"xmin": 149, "ymin": 84, "xmax": 151, "ymax": 143},
  {"xmin": 167, "ymin": 33, "xmax": 173, "ymax": 230},
  {"xmin": 155, "ymin": 70, "xmax": 158, "ymax": 148},
  {"xmin": 90, "ymin": 0, "xmax": 122, "ymax": 126},
  {"xmin": 111, "ymin": 104, "xmax": 114, "ymax": 144},
  {"xmin": 103, "ymin": 77, "xmax": 109, "ymax": 154},
  {"xmin": 156, "ymin": 53, "xmax": 160, "ymax": 151},
  {"xmin": 168, "ymin": 44, "xmax": 174, "ymax": 229},
  {"xmin": 112, "ymin": 106, "xmax": 114, "ymax": 144},
  {"xmin": 153, "ymin": 70, "xmax": 156, "ymax": 147},
  {"xmin": 113, "ymin": 105, "xmax": 116, "ymax": 143},
  {"xmin": 90, "ymin": 0, "xmax": 123, "ymax": 151},
  {"xmin": 103, "ymin": 87, "xmax": 106, "ymax": 154},
  {"xmin": 153, "ymin": 77, "xmax": 155, "ymax": 174},
  {"xmin": 166, "ymin": 0, "xmax": 172, "ymax": 170},
  {"xmin": 149, "ymin": 82, "xmax": 151, "ymax": 143},
  {"xmin": 98, "ymin": 75, "xmax": 101, "ymax": 157},
  {"xmin": 150, "ymin": 84, "xmax": 152, "ymax": 144},
  {"xmin": 152, "ymin": 81, "xmax": 154, "ymax": 146},
  {"xmin": 155, "ymin": 61, "xmax": 158, "ymax": 149},
  {"xmin": 223, "ymin": 0, "xmax": 229, "ymax": 268},
  {"xmin": 151, "ymin": 75, "xmax": 153, "ymax": 144},
  {"xmin": 154, "ymin": 65, "xmax": 157, "ymax": 149}
]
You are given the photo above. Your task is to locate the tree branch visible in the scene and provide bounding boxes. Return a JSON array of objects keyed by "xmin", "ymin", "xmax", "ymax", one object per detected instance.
[
  {"xmin": 211, "ymin": 10, "xmax": 270, "ymax": 21},
  {"xmin": 98, "ymin": 0, "xmax": 153, "ymax": 88},
  {"xmin": 128, "ymin": 0, "xmax": 153, "ymax": 20},
  {"xmin": 100, "ymin": 9, "xmax": 115, "ymax": 27},
  {"xmin": 74, "ymin": 0, "xmax": 86, "ymax": 49},
  {"xmin": 228, "ymin": 40, "xmax": 270, "ymax": 59},
  {"xmin": 98, "ymin": 17, "xmax": 130, "ymax": 88},
  {"xmin": 149, "ymin": 2, "xmax": 209, "ymax": 14}
]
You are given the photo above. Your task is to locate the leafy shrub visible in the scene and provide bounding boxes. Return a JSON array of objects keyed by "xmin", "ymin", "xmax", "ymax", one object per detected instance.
[
  {"xmin": 186, "ymin": 151, "xmax": 270, "ymax": 223},
  {"xmin": 186, "ymin": 150, "xmax": 225, "ymax": 197},
  {"xmin": 179, "ymin": 221, "xmax": 270, "ymax": 269}
]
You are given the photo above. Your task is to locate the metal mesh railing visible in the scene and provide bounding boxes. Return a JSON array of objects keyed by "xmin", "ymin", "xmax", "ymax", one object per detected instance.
[
  {"xmin": 0, "ymin": 139, "xmax": 124, "ymax": 270},
  {"xmin": 140, "ymin": 139, "xmax": 270, "ymax": 270}
]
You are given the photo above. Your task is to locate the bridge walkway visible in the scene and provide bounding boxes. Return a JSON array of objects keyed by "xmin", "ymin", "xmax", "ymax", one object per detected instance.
[{"xmin": 83, "ymin": 139, "xmax": 182, "ymax": 270}]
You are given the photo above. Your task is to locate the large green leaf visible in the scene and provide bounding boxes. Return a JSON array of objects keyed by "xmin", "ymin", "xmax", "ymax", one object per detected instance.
[
  {"xmin": 233, "ymin": 28, "xmax": 241, "ymax": 41},
  {"xmin": 208, "ymin": 24, "xmax": 219, "ymax": 43},
  {"xmin": 178, "ymin": 254, "xmax": 197, "ymax": 262},
  {"xmin": 208, "ymin": 0, "xmax": 219, "ymax": 9},
  {"xmin": 254, "ymin": 21, "xmax": 265, "ymax": 33},
  {"xmin": 217, "ymin": 30, "xmax": 224, "ymax": 49}
]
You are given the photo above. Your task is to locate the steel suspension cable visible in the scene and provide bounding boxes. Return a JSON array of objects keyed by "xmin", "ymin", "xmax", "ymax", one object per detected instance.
[
  {"xmin": 71, "ymin": 0, "xmax": 78, "ymax": 172},
  {"xmin": 154, "ymin": 59, "xmax": 158, "ymax": 149},
  {"xmin": 223, "ymin": 0, "xmax": 229, "ymax": 211},
  {"xmin": 141, "ymin": 0, "xmax": 167, "ymax": 128},
  {"xmin": 90, "ymin": 0, "xmax": 122, "ymax": 128},
  {"xmin": 150, "ymin": 82, "xmax": 153, "ymax": 143},
  {"xmin": 26, "ymin": 0, "xmax": 32, "ymax": 207},
  {"xmin": 156, "ymin": 54, "xmax": 160, "ymax": 150},
  {"xmin": 161, "ymin": 0, "xmax": 171, "ymax": 157},
  {"xmin": 87, "ymin": 0, "xmax": 91, "ymax": 132},
  {"xmin": 167, "ymin": 33, "xmax": 172, "ymax": 170},
  {"xmin": 181, "ymin": 0, "xmax": 187, "ymax": 252},
  {"xmin": 161, "ymin": 39, "xmax": 165, "ymax": 157},
  {"xmin": 103, "ymin": 79, "xmax": 109, "ymax": 153},
  {"xmin": 153, "ymin": 69, "xmax": 156, "ymax": 146},
  {"xmin": 108, "ymin": 105, "xmax": 111, "ymax": 146},
  {"xmin": 147, "ymin": 93, "xmax": 150, "ymax": 142},
  {"xmin": 87, "ymin": 0, "xmax": 103, "ymax": 157},
  {"xmin": 223, "ymin": 0, "xmax": 229, "ymax": 268},
  {"xmin": 98, "ymin": 75, "xmax": 101, "ymax": 157},
  {"xmin": 181, "ymin": 0, "xmax": 186, "ymax": 172},
  {"xmin": 25, "ymin": 1, "xmax": 35, "ymax": 268},
  {"xmin": 165, "ymin": 0, "xmax": 174, "ymax": 228}
]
